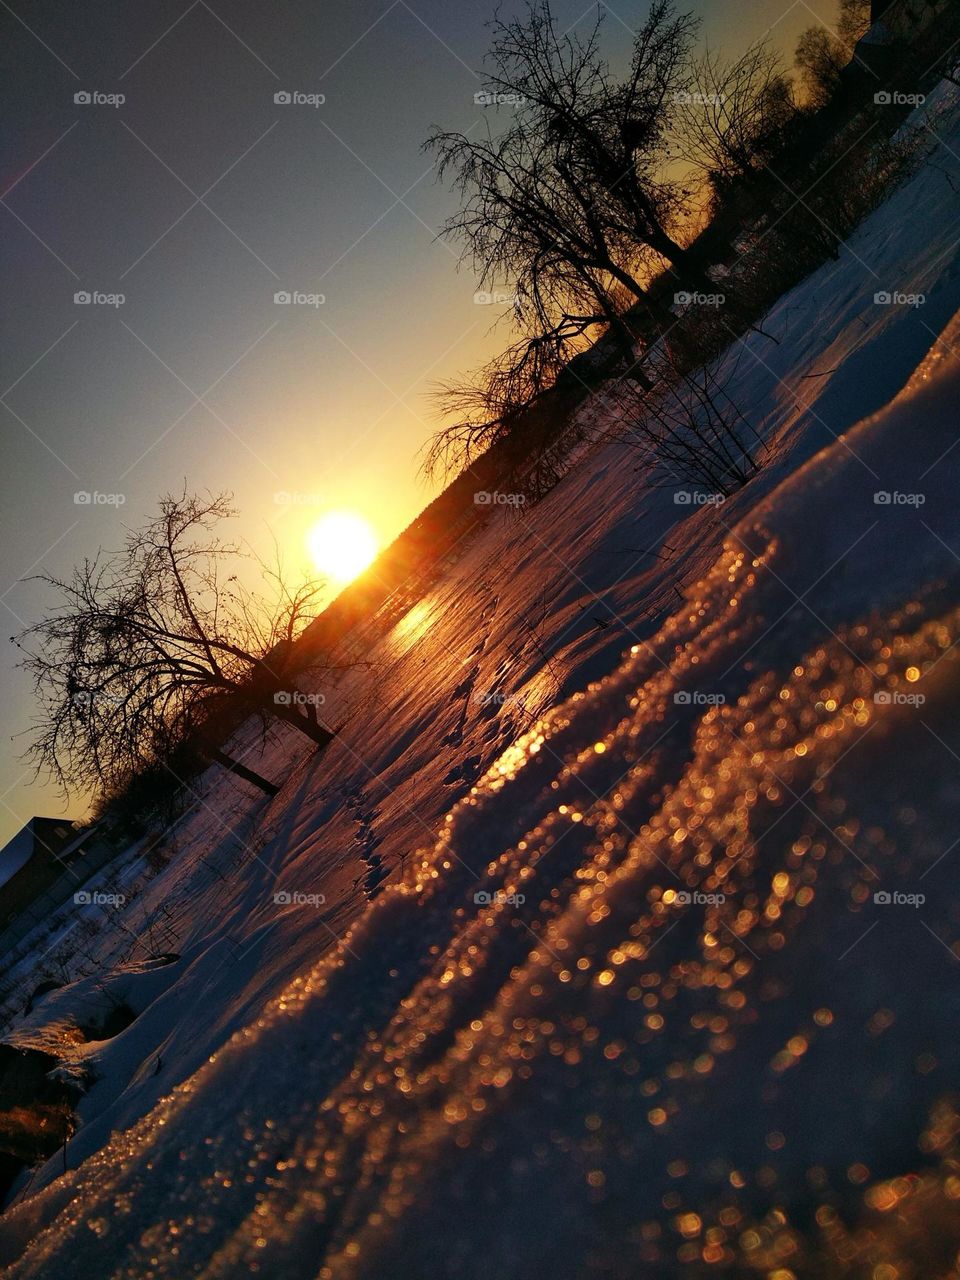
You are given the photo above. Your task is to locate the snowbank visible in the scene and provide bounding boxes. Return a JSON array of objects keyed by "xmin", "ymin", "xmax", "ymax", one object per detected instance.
[
  {"xmin": 2, "ymin": 82, "xmax": 960, "ymax": 1280},
  {"xmin": 3, "ymin": 307, "xmax": 960, "ymax": 1280}
]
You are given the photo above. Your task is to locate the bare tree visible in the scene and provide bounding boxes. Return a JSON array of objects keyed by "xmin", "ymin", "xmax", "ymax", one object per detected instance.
[
  {"xmin": 423, "ymin": 317, "xmax": 595, "ymax": 480},
  {"xmin": 837, "ymin": 0, "xmax": 873, "ymax": 53},
  {"xmin": 452, "ymin": 0, "xmax": 709, "ymax": 277},
  {"xmin": 15, "ymin": 490, "xmax": 333, "ymax": 802},
  {"xmin": 432, "ymin": 6, "xmax": 701, "ymax": 345},
  {"xmin": 794, "ymin": 26, "xmax": 847, "ymax": 109},
  {"xmin": 676, "ymin": 41, "xmax": 798, "ymax": 202},
  {"xmin": 792, "ymin": 1, "xmax": 872, "ymax": 108},
  {"xmin": 617, "ymin": 344, "xmax": 763, "ymax": 495},
  {"xmin": 423, "ymin": 1, "xmax": 715, "ymax": 482}
]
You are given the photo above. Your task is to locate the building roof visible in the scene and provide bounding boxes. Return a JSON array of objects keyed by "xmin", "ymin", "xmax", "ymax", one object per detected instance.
[
  {"xmin": 0, "ymin": 825, "xmax": 35, "ymax": 890},
  {"xmin": 859, "ymin": 20, "xmax": 895, "ymax": 47},
  {"xmin": 0, "ymin": 817, "xmax": 78, "ymax": 890}
]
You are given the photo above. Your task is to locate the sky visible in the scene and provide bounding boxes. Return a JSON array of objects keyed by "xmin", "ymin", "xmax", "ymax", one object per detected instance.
[{"xmin": 0, "ymin": 0, "xmax": 843, "ymax": 843}]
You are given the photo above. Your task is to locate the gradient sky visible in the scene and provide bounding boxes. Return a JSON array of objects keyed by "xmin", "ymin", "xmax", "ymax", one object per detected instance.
[{"xmin": 0, "ymin": 0, "xmax": 842, "ymax": 843}]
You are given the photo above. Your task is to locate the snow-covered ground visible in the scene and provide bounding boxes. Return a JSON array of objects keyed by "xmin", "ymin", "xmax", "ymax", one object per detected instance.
[{"xmin": 2, "ymin": 87, "xmax": 960, "ymax": 1278}]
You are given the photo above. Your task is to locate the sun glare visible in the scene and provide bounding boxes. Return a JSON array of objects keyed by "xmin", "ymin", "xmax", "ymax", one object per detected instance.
[{"xmin": 307, "ymin": 511, "xmax": 378, "ymax": 584}]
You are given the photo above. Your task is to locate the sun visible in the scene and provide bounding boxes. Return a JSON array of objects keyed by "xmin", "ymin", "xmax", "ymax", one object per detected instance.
[{"xmin": 306, "ymin": 511, "xmax": 378, "ymax": 584}]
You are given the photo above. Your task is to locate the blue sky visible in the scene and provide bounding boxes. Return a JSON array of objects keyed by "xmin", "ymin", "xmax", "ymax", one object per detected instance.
[{"xmin": 0, "ymin": 0, "xmax": 842, "ymax": 841}]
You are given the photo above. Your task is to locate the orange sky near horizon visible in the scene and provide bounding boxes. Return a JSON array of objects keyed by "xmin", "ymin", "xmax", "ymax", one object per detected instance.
[{"xmin": 0, "ymin": 0, "xmax": 851, "ymax": 843}]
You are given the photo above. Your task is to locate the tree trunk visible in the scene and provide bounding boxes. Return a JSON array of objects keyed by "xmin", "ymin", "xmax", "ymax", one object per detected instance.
[
  {"xmin": 272, "ymin": 703, "xmax": 336, "ymax": 747},
  {"xmin": 207, "ymin": 747, "xmax": 279, "ymax": 796},
  {"xmin": 647, "ymin": 229, "xmax": 715, "ymax": 297},
  {"xmin": 605, "ymin": 315, "xmax": 654, "ymax": 391}
]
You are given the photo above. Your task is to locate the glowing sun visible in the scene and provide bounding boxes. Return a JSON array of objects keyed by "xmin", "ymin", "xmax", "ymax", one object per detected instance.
[{"xmin": 307, "ymin": 512, "xmax": 378, "ymax": 584}]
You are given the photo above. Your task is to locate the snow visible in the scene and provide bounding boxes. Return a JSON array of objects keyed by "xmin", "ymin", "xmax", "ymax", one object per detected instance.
[{"xmin": 2, "ymin": 84, "xmax": 960, "ymax": 1280}]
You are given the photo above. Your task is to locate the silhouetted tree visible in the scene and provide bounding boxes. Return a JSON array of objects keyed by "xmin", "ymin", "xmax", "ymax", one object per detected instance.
[
  {"xmin": 618, "ymin": 344, "xmax": 763, "ymax": 495},
  {"xmin": 795, "ymin": 27, "xmax": 846, "ymax": 109},
  {"xmin": 429, "ymin": 0, "xmax": 707, "ymax": 296},
  {"xmin": 837, "ymin": 0, "xmax": 873, "ymax": 52},
  {"xmin": 16, "ymin": 490, "xmax": 332, "ymax": 801},
  {"xmin": 423, "ymin": 319, "xmax": 611, "ymax": 480},
  {"xmin": 677, "ymin": 41, "xmax": 798, "ymax": 202},
  {"xmin": 425, "ymin": 0, "xmax": 711, "ymax": 475},
  {"xmin": 794, "ymin": 0, "xmax": 871, "ymax": 108}
]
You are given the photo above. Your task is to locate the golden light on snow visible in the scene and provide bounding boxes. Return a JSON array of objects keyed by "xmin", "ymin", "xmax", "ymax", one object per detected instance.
[
  {"xmin": 306, "ymin": 511, "xmax": 378, "ymax": 584},
  {"xmin": 395, "ymin": 599, "xmax": 433, "ymax": 643}
]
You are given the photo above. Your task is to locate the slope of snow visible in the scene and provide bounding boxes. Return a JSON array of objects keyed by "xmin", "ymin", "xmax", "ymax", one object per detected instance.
[
  {"xmin": 2, "ymin": 86, "xmax": 960, "ymax": 1279},
  {"xmin": 4, "ymin": 305, "xmax": 960, "ymax": 1280}
]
